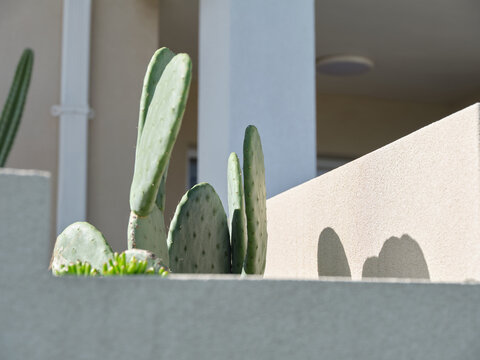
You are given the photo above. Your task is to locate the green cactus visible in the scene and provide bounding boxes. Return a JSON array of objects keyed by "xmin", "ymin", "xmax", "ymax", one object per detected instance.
[
  {"xmin": 167, "ymin": 183, "xmax": 231, "ymax": 273},
  {"xmin": 155, "ymin": 160, "xmax": 169, "ymax": 212},
  {"xmin": 51, "ymin": 222, "xmax": 114, "ymax": 274},
  {"xmin": 130, "ymin": 53, "xmax": 192, "ymax": 216},
  {"xmin": 227, "ymin": 152, "xmax": 248, "ymax": 274},
  {"xmin": 51, "ymin": 47, "xmax": 270, "ymax": 278},
  {"xmin": 135, "ymin": 48, "xmax": 174, "ymax": 214},
  {"xmin": 102, "ymin": 251, "xmax": 169, "ymax": 276},
  {"xmin": 128, "ymin": 50, "xmax": 190, "ymax": 259},
  {"xmin": 243, "ymin": 125, "xmax": 268, "ymax": 274},
  {"xmin": 136, "ymin": 47, "xmax": 175, "ymax": 153},
  {"xmin": 54, "ymin": 251, "xmax": 169, "ymax": 277},
  {"xmin": 0, "ymin": 48, "xmax": 34, "ymax": 167},
  {"xmin": 127, "ymin": 205, "xmax": 169, "ymax": 266},
  {"xmin": 55, "ymin": 261, "xmax": 99, "ymax": 276}
]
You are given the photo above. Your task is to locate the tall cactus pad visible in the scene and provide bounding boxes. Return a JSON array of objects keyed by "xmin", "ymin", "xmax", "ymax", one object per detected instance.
[
  {"xmin": 243, "ymin": 125, "xmax": 268, "ymax": 274},
  {"xmin": 51, "ymin": 222, "xmax": 114, "ymax": 274},
  {"xmin": 127, "ymin": 205, "xmax": 169, "ymax": 267},
  {"xmin": 136, "ymin": 47, "xmax": 175, "ymax": 155},
  {"xmin": 130, "ymin": 53, "xmax": 192, "ymax": 216},
  {"xmin": 227, "ymin": 152, "xmax": 248, "ymax": 274},
  {"xmin": 0, "ymin": 48, "xmax": 34, "ymax": 166},
  {"xmin": 168, "ymin": 183, "xmax": 231, "ymax": 273}
]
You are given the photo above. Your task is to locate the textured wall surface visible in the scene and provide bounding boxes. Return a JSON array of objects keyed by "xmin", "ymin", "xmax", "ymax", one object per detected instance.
[
  {"xmin": 266, "ymin": 104, "xmax": 480, "ymax": 281},
  {"xmin": 2, "ymin": 169, "xmax": 480, "ymax": 360}
]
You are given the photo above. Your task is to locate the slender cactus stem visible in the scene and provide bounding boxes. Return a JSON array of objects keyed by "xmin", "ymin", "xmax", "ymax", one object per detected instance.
[{"xmin": 0, "ymin": 48, "xmax": 34, "ymax": 167}]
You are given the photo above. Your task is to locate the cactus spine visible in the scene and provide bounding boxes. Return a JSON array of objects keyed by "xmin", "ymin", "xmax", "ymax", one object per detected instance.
[{"xmin": 0, "ymin": 48, "xmax": 34, "ymax": 166}]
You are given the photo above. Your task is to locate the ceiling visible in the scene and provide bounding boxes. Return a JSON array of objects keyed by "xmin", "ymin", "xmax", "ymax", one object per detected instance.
[
  {"xmin": 160, "ymin": 0, "xmax": 480, "ymax": 104},
  {"xmin": 316, "ymin": 0, "xmax": 480, "ymax": 103}
]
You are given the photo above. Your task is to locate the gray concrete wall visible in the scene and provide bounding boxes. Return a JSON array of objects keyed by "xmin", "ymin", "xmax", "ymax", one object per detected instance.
[
  {"xmin": 266, "ymin": 104, "xmax": 480, "ymax": 281},
  {"xmin": 0, "ymin": 0, "xmax": 62, "ymax": 247}
]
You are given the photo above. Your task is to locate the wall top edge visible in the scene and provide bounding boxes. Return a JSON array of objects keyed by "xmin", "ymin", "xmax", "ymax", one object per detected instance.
[
  {"xmin": 0, "ymin": 168, "xmax": 51, "ymax": 178},
  {"xmin": 51, "ymin": 274, "xmax": 480, "ymax": 287},
  {"xmin": 268, "ymin": 103, "xmax": 480, "ymax": 201}
]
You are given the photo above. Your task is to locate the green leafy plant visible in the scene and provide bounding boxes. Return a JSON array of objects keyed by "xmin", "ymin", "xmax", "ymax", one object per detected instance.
[
  {"xmin": 0, "ymin": 48, "xmax": 34, "ymax": 167},
  {"xmin": 55, "ymin": 252, "xmax": 169, "ymax": 277},
  {"xmin": 51, "ymin": 47, "xmax": 268, "ymax": 276}
]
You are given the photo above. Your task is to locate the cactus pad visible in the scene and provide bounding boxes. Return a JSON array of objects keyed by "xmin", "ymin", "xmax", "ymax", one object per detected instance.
[
  {"xmin": 227, "ymin": 152, "xmax": 248, "ymax": 274},
  {"xmin": 135, "ymin": 49, "xmax": 174, "ymax": 213},
  {"xmin": 243, "ymin": 125, "xmax": 268, "ymax": 274},
  {"xmin": 167, "ymin": 183, "xmax": 231, "ymax": 273},
  {"xmin": 51, "ymin": 222, "xmax": 114, "ymax": 274},
  {"xmin": 127, "ymin": 205, "xmax": 169, "ymax": 266},
  {"xmin": 130, "ymin": 53, "xmax": 192, "ymax": 216},
  {"xmin": 136, "ymin": 47, "xmax": 175, "ymax": 150}
]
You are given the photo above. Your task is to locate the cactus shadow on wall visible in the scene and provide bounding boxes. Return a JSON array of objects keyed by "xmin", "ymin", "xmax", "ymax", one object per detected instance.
[
  {"xmin": 317, "ymin": 227, "xmax": 351, "ymax": 278},
  {"xmin": 362, "ymin": 234, "xmax": 430, "ymax": 280}
]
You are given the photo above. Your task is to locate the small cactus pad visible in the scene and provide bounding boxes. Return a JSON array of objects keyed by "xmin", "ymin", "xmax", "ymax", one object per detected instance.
[
  {"xmin": 136, "ymin": 47, "xmax": 175, "ymax": 150},
  {"xmin": 243, "ymin": 125, "xmax": 268, "ymax": 274},
  {"xmin": 127, "ymin": 206, "xmax": 169, "ymax": 267},
  {"xmin": 130, "ymin": 53, "xmax": 192, "ymax": 216},
  {"xmin": 227, "ymin": 152, "xmax": 248, "ymax": 274},
  {"xmin": 51, "ymin": 222, "xmax": 114, "ymax": 274},
  {"xmin": 167, "ymin": 183, "xmax": 231, "ymax": 273}
]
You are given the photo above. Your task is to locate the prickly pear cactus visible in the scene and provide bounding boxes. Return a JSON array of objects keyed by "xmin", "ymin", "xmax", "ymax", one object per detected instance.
[
  {"xmin": 243, "ymin": 125, "xmax": 268, "ymax": 274},
  {"xmin": 127, "ymin": 205, "xmax": 169, "ymax": 266},
  {"xmin": 51, "ymin": 222, "xmax": 114, "ymax": 274},
  {"xmin": 54, "ymin": 251, "xmax": 169, "ymax": 277},
  {"xmin": 135, "ymin": 48, "xmax": 174, "ymax": 214},
  {"xmin": 155, "ymin": 160, "xmax": 169, "ymax": 212},
  {"xmin": 0, "ymin": 48, "xmax": 34, "ymax": 167},
  {"xmin": 136, "ymin": 47, "xmax": 175, "ymax": 152},
  {"xmin": 227, "ymin": 152, "xmax": 248, "ymax": 274},
  {"xmin": 167, "ymin": 183, "xmax": 231, "ymax": 273},
  {"xmin": 130, "ymin": 53, "xmax": 192, "ymax": 216}
]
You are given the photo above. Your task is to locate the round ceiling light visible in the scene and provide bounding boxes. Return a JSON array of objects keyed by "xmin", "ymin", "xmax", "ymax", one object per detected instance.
[{"xmin": 316, "ymin": 55, "xmax": 374, "ymax": 76}]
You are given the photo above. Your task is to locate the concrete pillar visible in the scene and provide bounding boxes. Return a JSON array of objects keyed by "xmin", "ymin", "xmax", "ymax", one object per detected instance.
[
  {"xmin": 198, "ymin": 0, "xmax": 316, "ymax": 206},
  {"xmin": 54, "ymin": 0, "xmax": 92, "ymax": 234}
]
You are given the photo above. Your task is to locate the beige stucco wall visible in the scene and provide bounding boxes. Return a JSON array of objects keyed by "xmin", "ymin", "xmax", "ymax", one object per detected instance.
[
  {"xmin": 266, "ymin": 104, "xmax": 480, "ymax": 281},
  {"xmin": 0, "ymin": 0, "xmax": 62, "ymax": 243}
]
